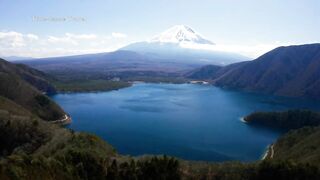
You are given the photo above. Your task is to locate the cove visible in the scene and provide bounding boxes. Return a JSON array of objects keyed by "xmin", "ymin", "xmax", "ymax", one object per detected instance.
[{"xmin": 51, "ymin": 83, "xmax": 320, "ymax": 162}]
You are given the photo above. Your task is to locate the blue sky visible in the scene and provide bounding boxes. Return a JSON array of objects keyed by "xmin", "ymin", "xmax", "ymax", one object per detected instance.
[{"xmin": 0, "ymin": 0, "xmax": 319, "ymax": 58}]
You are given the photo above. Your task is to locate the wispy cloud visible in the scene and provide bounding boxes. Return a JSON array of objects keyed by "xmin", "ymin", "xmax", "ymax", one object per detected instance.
[
  {"xmin": 0, "ymin": 31, "xmax": 130, "ymax": 58},
  {"xmin": 0, "ymin": 30, "xmax": 297, "ymax": 59},
  {"xmin": 0, "ymin": 31, "xmax": 25, "ymax": 48},
  {"xmin": 47, "ymin": 33, "xmax": 98, "ymax": 45},
  {"xmin": 65, "ymin": 33, "xmax": 97, "ymax": 40},
  {"xmin": 0, "ymin": 32, "xmax": 42, "ymax": 49},
  {"xmin": 48, "ymin": 35, "xmax": 78, "ymax": 45},
  {"xmin": 26, "ymin": 34, "xmax": 39, "ymax": 41},
  {"xmin": 112, "ymin": 32, "xmax": 127, "ymax": 38}
]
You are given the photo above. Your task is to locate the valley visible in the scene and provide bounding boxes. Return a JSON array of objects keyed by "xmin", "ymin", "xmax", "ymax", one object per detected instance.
[
  {"xmin": 17, "ymin": 36, "xmax": 320, "ymax": 99},
  {"xmin": 1, "ymin": 44, "xmax": 320, "ymax": 178},
  {"xmin": 1, "ymin": 55, "xmax": 320, "ymax": 178},
  {"xmin": 0, "ymin": 7, "xmax": 320, "ymax": 178}
]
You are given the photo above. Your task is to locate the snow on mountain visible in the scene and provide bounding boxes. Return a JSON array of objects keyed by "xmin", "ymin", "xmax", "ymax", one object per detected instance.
[
  {"xmin": 149, "ymin": 25, "xmax": 214, "ymax": 45},
  {"xmin": 121, "ymin": 25, "xmax": 249, "ymax": 65}
]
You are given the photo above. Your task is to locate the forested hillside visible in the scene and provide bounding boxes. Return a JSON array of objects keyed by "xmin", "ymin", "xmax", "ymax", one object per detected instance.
[{"xmin": 0, "ymin": 59, "xmax": 65, "ymax": 121}]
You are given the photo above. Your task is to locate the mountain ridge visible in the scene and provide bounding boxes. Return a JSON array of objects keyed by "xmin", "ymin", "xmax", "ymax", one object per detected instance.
[
  {"xmin": 188, "ymin": 43, "xmax": 320, "ymax": 99},
  {"xmin": 0, "ymin": 58, "xmax": 65, "ymax": 121}
]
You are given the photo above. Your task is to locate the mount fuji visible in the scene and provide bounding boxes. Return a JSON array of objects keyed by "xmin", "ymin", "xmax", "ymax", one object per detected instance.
[
  {"xmin": 121, "ymin": 25, "xmax": 248, "ymax": 65},
  {"xmin": 19, "ymin": 25, "xmax": 249, "ymax": 79},
  {"xmin": 149, "ymin": 25, "xmax": 214, "ymax": 45}
]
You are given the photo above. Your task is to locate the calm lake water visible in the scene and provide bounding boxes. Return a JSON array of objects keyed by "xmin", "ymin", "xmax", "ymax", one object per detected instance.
[{"xmin": 51, "ymin": 83, "xmax": 320, "ymax": 162}]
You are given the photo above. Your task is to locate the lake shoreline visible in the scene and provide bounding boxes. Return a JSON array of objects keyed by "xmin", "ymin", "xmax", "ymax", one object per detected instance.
[
  {"xmin": 54, "ymin": 81, "xmax": 212, "ymax": 94},
  {"xmin": 52, "ymin": 83, "xmax": 320, "ymax": 162},
  {"xmin": 50, "ymin": 114, "xmax": 72, "ymax": 125}
]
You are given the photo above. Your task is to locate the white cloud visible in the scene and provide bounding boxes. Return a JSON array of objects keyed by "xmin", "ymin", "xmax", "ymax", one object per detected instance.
[
  {"xmin": 0, "ymin": 30, "xmax": 297, "ymax": 59},
  {"xmin": 26, "ymin": 34, "xmax": 39, "ymax": 41},
  {"xmin": 47, "ymin": 33, "xmax": 98, "ymax": 45},
  {"xmin": 112, "ymin": 32, "xmax": 127, "ymax": 38},
  {"xmin": 48, "ymin": 35, "xmax": 78, "ymax": 45},
  {"xmin": 0, "ymin": 31, "xmax": 25, "ymax": 48},
  {"xmin": 0, "ymin": 31, "xmax": 131, "ymax": 58},
  {"xmin": 65, "ymin": 33, "xmax": 97, "ymax": 40}
]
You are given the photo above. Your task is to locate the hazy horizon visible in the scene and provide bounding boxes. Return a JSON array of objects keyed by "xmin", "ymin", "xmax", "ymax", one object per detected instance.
[{"xmin": 1, "ymin": 0, "xmax": 319, "ymax": 59}]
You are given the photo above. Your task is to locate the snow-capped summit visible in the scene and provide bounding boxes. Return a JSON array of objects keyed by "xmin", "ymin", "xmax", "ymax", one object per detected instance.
[
  {"xmin": 121, "ymin": 25, "xmax": 248, "ymax": 65},
  {"xmin": 149, "ymin": 25, "xmax": 214, "ymax": 45}
]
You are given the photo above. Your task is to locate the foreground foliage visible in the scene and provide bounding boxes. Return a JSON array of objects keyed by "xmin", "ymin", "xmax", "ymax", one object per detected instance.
[
  {"xmin": 181, "ymin": 160, "xmax": 320, "ymax": 180},
  {"xmin": 272, "ymin": 126, "xmax": 320, "ymax": 166}
]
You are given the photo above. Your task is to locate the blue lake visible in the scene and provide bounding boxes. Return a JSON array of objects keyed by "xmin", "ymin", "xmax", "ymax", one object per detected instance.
[{"xmin": 51, "ymin": 83, "xmax": 320, "ymax": 162}]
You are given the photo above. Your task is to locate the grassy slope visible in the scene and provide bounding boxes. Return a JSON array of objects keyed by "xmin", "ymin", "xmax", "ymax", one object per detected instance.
[
  {"xmin": 1, "ymin": 59, "xmax": 56, "ymax": 94},
  {"xmin": 0, "ymin": 96, "xmax": 32, "ymax": 117},
  {"xmin": 0, "ymin": 59, "xmax": 65, "ymax": 121},
  {"xmin": 0, "ymin": 73, "xmax": 65, "ymax": 121},
  {"xmin": 272, "ymin": 127, "xmax": 320, "ymax": 165}
]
